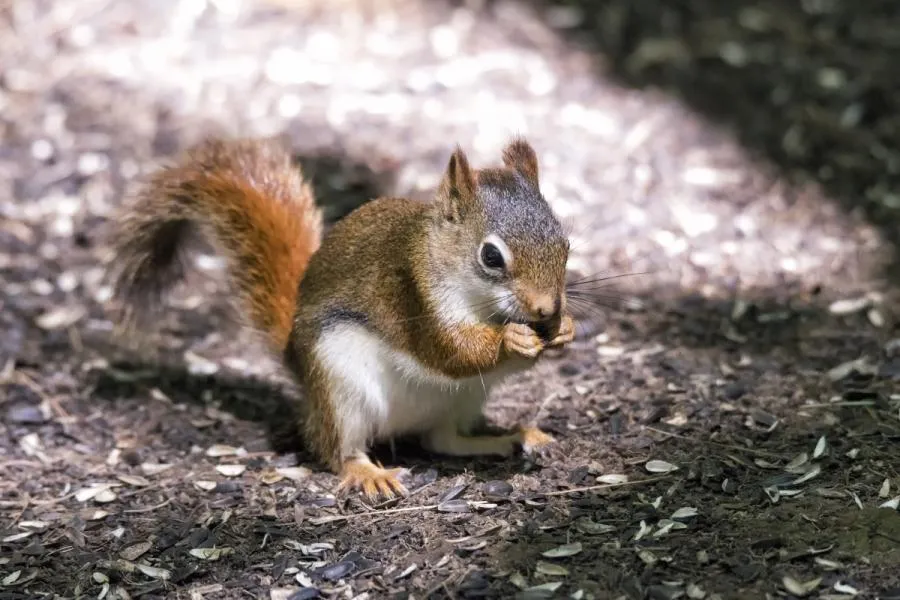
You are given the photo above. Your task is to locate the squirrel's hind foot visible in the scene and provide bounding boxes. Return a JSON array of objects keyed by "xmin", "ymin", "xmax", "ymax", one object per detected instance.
[
  {"xmin": 337, "ymin": 455, "xmax": 408, "ymax": 501},
  {"xmin": 516, "ymin": 426, "xmax": 556, "ymax": 457}
]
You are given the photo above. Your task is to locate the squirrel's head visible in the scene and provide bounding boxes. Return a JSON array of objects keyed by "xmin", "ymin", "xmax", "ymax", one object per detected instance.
[{"xmin": 430, "ymin": 138, "xmax": 569, "ymax": 326}]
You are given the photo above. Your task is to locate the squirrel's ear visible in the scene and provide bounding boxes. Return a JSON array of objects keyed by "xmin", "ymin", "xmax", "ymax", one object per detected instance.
[
  {"xmin": 501, "ymin": 138, "xmax": 539, "ymax": 189},
  {"xmin": 438, "ymin": 146, "xmax": 477, "ymax": 221}
]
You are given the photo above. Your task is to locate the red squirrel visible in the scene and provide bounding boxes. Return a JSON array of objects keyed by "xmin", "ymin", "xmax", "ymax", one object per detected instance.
[{"xmin": 108, "ymin": 136, "xmax": 575, "ymax": 500}]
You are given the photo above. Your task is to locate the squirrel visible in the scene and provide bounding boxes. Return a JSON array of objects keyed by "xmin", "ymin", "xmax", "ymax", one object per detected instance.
[{"xmin": 108, "ymin": 135, "xmax": 575, "ymax": 500}]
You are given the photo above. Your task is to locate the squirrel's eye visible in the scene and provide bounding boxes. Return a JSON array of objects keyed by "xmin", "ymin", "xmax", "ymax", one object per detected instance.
[{"xmin": 480, "ymin": 243, "xmax": 505, "ymax": 270}]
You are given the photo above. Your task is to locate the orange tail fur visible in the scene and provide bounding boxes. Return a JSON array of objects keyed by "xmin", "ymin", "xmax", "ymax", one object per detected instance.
[{"xmin": 108, "ymin": 137, "xmax": 323, "ymax": 351}]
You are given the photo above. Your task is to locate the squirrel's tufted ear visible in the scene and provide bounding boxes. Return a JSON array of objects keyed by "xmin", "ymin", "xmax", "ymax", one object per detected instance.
[
  {"xmin": 501, "ymin": 137, "xmax": 539, "ymax": 189},
  {"xmin": 437, "ymin": 146, "xmax": 477, "ymax": 222}
]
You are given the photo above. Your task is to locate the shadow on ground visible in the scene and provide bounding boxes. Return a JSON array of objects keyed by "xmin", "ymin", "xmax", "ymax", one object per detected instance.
[{"xmin": 512, "ymin": 0, "xmax": 900, "ymax": 282}]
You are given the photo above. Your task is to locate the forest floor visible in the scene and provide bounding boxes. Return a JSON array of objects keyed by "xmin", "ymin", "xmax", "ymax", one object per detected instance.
[{"xmin": 1, "ymin": 0, "xmax": 899, "ymax": 598}]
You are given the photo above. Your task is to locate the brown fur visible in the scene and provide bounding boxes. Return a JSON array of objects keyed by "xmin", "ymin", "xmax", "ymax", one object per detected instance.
[
  {"xmin": 286, "ymin": 140, "xmax": 571, "ymax": 472},
  {"xmin": 108, "ymin": 137, "xmax": 322, "ymax": 351},
  {"xmin": 110, "ymin": 135, "xmax": 571, "ymax": 497}
]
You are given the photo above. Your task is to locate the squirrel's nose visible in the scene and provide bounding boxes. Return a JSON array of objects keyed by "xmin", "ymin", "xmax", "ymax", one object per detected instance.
[{"xmin": 532, "ymin": 295, "xmax": 561, "ymax": 321}]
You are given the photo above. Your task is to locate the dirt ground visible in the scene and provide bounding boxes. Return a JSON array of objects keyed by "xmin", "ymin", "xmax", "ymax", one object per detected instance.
[{"xmin": 2, "ymin": 0, "xmax": 900, "ymax": 598}]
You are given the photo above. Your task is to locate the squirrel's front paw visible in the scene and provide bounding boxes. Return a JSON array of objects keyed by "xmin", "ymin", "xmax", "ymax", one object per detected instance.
[
  {"xmin": 503, "ymin": 323, "xmax": 544, "ymax": 358},
  {"xmin": 545, "ymin": 314, "xmax": 575, "ymax": 348}
]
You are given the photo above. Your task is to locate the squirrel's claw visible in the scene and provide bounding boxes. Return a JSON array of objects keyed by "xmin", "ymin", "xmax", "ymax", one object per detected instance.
[
  {"xmin": 545, "ymin": 314, "xmax": 575, "ymax": 348},
  {"xmin": 337, "ymin": 457, "xmax": 409, "ymax": 501},
  {"xmin": 503, "ymin": 323, "xmax": 544, "ymax": 358}
]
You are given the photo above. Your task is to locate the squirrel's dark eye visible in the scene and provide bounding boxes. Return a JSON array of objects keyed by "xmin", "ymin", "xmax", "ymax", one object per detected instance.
[{"xmin": 480, "ymin": 243, "xmax": 505, "ymax": 270}]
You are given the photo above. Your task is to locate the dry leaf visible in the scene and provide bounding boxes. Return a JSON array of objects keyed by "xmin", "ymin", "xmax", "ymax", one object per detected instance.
[
  {"xmin": 194, "ymin": 480, "xmax": 217, "ymax": 491},
  {"xmin": 878, "ymin": 479, "xmax": 890, "ymax": 498}
]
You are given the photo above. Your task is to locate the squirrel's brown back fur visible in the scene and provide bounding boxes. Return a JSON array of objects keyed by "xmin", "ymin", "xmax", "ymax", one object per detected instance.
[{"xmin": 108, "ymin": 138, "xmax": 323, "ymax": 350}]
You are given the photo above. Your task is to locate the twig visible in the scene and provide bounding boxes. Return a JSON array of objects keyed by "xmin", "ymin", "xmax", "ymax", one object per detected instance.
[
  {"xmin": 643, "ymin": 426, "xmax": 787, "ymax": 459},
  {"xmin": 310, "ymin": 503, "xmax": 441, "ymax": 524},
  {"xmin": 309, "ymin": 477, "xmax": 667, "ymax": 524},
  {"xmin": 538, "ymin": 475, "xmax": 670, "ymax": 497}
]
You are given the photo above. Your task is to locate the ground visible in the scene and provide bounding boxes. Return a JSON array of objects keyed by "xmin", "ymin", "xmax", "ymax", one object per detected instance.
[{"xmin": 1, "ymin": 0, "xmax": 900, "ymax": 598}]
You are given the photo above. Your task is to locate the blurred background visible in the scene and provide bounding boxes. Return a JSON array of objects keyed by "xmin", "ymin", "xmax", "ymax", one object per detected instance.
[{"xmin": 2, "ymin": 0, "xmax": 899, "ymax": 598}]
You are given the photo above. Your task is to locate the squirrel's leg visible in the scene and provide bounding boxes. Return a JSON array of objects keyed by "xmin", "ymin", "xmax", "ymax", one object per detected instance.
[
  {"xmin": 301, "ymin": 341, "xmax": 408, "ymax": 501},
  {"xmin": 422, "ymin": 385, "xmax": 520, "ymax": 457}
]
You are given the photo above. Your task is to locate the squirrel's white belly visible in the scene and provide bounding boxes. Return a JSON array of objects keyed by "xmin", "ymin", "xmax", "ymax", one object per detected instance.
[{"xmin": 313, "ymin": 322, "xmax": 523, "ymax": 446}]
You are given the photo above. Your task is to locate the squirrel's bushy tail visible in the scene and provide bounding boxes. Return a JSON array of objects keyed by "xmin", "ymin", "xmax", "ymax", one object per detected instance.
[{"xmin": 108, "ymin": 137, "xmax": 323, "ymax": 351}]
